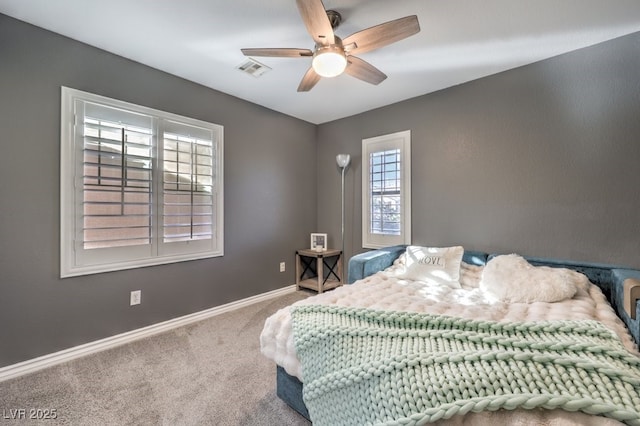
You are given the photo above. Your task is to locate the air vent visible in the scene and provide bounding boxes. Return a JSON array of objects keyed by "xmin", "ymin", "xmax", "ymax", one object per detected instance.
[{"xmin": 237, "ymin": 58, "xmax": 271, "ymax": 78}]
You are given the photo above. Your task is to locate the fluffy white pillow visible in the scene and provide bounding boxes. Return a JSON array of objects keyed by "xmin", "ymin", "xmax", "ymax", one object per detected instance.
[
  {"xmin": 400, "ymin": 245, "xmax": 464, "ymax": 288},
  {"xmin": 480, "ymin": 254, "xmax": 586, "ymax": 303}
]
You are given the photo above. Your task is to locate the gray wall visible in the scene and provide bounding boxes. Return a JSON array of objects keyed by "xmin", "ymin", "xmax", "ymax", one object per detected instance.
[
  {"xmin": 0, "ymin": 15, "xmax": 316, "ymax": 367},
  {"xmin": 317, "ymin": 32, "xmax": 640, "ymax": 269}
]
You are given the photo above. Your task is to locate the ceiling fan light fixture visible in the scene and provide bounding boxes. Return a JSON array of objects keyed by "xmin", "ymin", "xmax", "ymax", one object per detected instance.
[
  {"xmin": 312, "ymin": 46, "xmax": 347, "ymax": 78},
  {"xmin": 240, "ymin": 1, "xmax": 421, "ymax": 92}
]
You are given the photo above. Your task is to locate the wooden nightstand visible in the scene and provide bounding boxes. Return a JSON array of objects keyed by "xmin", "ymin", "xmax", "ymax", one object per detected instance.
[{"xmin": 295, "ymin": 249, "xmax": 343, "ymax": 293}]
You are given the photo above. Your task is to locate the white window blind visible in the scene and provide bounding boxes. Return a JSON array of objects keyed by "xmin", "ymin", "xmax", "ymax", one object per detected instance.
[
  {"xmin": 362, "ymin": 130, "xmax": 411, "ymax": 249},
  {"xmin": 159, "ymin": 121, "xmax": 219, "ymax": 257},
  {"xmin": 369, "ymin": 148, "xmax": 402, "ymax": 236},
  {"xmin": 82, "ymin": 103, "xmax": 153, "ymax": 250},
  {"xmin": 61, "ymin": 87, "xmax": 224, "ymax": 277}
]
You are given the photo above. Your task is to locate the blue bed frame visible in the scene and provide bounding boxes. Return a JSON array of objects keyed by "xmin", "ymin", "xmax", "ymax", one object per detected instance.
[{"xmin": 277, "ymin": 245, "xmax": 640, "ymax": 421}]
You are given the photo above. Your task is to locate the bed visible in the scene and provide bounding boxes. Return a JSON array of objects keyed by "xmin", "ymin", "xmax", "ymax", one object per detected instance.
[{"xmin": 261, "ymin": 245, "xmax": 640, "ymax": 425}]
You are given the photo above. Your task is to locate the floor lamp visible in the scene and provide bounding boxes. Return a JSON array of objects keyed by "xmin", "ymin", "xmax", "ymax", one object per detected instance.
[{"xmin": 336, "ymin": 154, "xmax": 351, "ymax": 274}]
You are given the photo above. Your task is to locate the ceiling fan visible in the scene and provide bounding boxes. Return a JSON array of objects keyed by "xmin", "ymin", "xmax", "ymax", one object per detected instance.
[{"xmin": 241, "ymin": 0, "xmax": 420, "ymax": 92}]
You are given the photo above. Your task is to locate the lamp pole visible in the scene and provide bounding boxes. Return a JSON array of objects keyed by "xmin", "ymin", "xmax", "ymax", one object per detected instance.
[{"xmin": 336, "ymin": 154, "xmax": 351, "ymax": 269}]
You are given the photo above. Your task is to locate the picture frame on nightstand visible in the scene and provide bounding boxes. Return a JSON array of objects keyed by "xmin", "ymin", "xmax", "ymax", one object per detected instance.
[{"xmin": 310, "ymin": 233, "xmax": 327, "ymax": 252}]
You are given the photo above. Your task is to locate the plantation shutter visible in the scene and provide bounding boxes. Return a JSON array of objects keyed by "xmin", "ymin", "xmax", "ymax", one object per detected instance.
[
  {"xmin": 81, "ymin": 102, "xmax": 153, "ymax": 250},
  {"xmin": 161, "ymin": 121, "xmax": 215, "ymax": 245},
  {"xmin": 61, "ymin": 87, "xmax": 224, "ymax": 277},
  {"xmin": 369, "ymin": 148, "xmax": 401, "ymax": 236},
  {"xmin": 362, "ymin": 130, "xmax": 411, "ymax": 249}
]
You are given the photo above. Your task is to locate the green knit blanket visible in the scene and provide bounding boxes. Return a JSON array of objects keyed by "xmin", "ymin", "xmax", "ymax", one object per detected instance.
[{"xmin": 291, "ymin": 305, "xmax": 640, "ymax": 426}]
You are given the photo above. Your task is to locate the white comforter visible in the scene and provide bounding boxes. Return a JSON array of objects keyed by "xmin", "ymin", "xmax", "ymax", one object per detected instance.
[{"xmin": 261, "ymin": 260, "xmax": 639, "ymax": 425}]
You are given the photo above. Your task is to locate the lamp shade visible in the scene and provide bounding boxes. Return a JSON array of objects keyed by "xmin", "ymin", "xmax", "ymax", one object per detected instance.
[
  {"xmin": 336, "ymin": 154, "xmax": 351, "ymax": 168},
  {"xmin": 312, "ymin": 48, "xmax": 347, "ymax": 78}
]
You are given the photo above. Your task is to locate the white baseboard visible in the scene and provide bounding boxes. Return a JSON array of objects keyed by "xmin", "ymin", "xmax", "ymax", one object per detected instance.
[{"xmin": 0, "ymin": 285, "xmax": 297, "ymax": 383}]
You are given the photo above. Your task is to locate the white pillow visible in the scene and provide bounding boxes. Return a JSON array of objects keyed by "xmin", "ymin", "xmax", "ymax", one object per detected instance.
[
  {"xmin": 400, "ymin": 245, "xmax": 464, "ymax": 288},
  {"xmin": 480, "ymin": 254, "xmax": 586, "ymax": 303}
]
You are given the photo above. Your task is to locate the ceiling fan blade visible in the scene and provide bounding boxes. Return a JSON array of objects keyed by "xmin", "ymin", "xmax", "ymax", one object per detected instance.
[
  {"xmin": 296, "ymin": 0, "xmax": 335, "ymax": 45},
  {"xmin": 343, "ymin": 15, "xmax": 420, "ymax": 55},
  {"xmin": 241, "ymin": 48, "xmax": 313, "ymax": 58},
  {"xmin": 344, "ymin": 56, "xmax": 387, "ymax": 85},
  {"xmin": 297, "ymin": 67, "xmax": 322, "ymax": 92}
]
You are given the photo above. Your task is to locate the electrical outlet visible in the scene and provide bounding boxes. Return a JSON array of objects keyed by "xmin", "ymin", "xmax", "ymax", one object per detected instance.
[
  {"xmin": 130, "ymin": 290, "xmax": 141, "ymax": 306},
  {"xmin": 279, "ymin": 262, "xmax": 286, "ymax": 272}
]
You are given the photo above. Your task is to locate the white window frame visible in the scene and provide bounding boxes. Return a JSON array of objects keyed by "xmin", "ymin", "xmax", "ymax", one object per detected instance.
[
  {"xmin": 60, "ymin": 87, "xmax": 224, "ymax": 277},
  {"xmin": 362, "ymin": 130, "xmax": 411, "ymax": 249}
]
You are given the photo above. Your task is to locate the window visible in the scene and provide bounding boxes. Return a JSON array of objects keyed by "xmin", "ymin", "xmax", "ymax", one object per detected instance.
[
  {"xmin": 362, "ymin": 130, "xmax": 411, "ymax": 248},
  {"xmin": 60, "ymin": 87, "xmax": 223, "ymax": 277}
]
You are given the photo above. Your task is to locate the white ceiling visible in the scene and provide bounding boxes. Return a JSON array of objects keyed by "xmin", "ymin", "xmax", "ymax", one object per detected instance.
[{"xmin": 2, "ymin": 0, "xmax": 640, "ymax": 124}]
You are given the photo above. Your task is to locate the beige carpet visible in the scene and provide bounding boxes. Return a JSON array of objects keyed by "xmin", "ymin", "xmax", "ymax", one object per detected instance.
[{"xmin": 0, "ymin": 290, "xmax": 311, "ymax": 425}]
